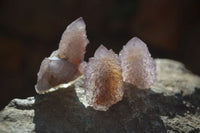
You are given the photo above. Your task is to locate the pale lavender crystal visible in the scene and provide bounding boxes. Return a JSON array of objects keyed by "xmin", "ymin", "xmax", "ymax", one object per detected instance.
[
  {"xmin": 35, "ymin": 55, "xmax": 79, "ymax": 94},
  {"xmin": 119, "ymin": 37, "xmax": 156, "ymax": 89},
  {"xmin": 35, "ymin": 18, "xmax": 89, "ymax": 94},
  {"xmin": 84, "ymin": 45, "xmax": 124, "ymax": 111},
  {"xmin": 58, "ymin": 17, "xmax": 89, "ymax": 65}
]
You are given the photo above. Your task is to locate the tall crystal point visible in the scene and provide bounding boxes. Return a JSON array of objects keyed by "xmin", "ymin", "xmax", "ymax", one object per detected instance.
[
  {"xmin": 58, "ymin": 17, "xmax": 89, "ymax": 65},
  {"xmin": 84, "ymin": 45, "xmax": 124, "ymax": 111},
  {"xmin": 35, "ymin": 17, "xmax": 89, "ymax": 94},
  {"xmin": 119, "ymin": 37, "xmax": 156, "ymax": 89}
]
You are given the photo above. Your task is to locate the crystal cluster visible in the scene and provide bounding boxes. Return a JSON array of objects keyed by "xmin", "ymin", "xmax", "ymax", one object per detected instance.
[
  {"xmin": 35, "ymin": 17, "xmax": 156, "ymax": 111},
  {"xmin": 35, "ymin": 17, "xmax": 89, "ymax": 94}
]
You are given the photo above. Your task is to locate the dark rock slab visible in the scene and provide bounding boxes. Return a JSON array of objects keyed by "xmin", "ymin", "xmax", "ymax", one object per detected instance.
[{"xmin": 0, "ymin": 59, "xmax": 200, "ymax": 133}]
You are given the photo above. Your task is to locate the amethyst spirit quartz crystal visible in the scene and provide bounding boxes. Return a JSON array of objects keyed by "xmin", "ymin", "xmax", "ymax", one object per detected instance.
[
  {"xmin": 35, "ymin": 17, "xmax": 89, "ymax": 94},
  {"xmin": 35, "ymin": 17, "xmax": 156, "ymax": 111},
  {"xmin": 119, "ymin": 37, "xmax": 156, "ymax": 89},
  {"xmin": 84, "ymin": 45, "xmax": 124, "ymax": 111}
]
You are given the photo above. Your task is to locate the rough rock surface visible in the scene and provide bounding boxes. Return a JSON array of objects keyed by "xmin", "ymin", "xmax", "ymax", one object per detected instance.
[{"xmin": 0, "ymin": 59, "xmax": 200, "ymax": 133}]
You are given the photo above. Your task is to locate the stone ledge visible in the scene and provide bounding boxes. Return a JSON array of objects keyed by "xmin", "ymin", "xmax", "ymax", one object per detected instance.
[{"xmin": 0, "ymin": 59, "xmax": 200, "ymax": 133}]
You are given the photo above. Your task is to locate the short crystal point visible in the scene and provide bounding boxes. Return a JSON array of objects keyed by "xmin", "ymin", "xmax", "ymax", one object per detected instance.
[
  {"xmin": 84, "ymin": 45, "xmax": 124, "ymax": 111},
  {"xmin": 35, "ymin": 17, "xmax": 89, "ymax": 94},
  {"xmin": 79, "ymin": 61, "xmax": 87, "ymax": 74},
  {"xmin": 119, "ymin": 37, "xmax": 156, "ymax": 89},
  {"xmin": 35, "ymin": 56, "xmax": 80, "ymax": 94},
  {"xmin": 58, "ymin": 17, "xmax": 89, "ymax": 66}
]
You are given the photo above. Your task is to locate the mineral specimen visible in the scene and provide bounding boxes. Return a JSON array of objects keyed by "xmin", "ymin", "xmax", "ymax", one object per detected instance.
[
  {"xmin": 119, "ymin": 37, "xmax": 156, "ymax": 89},
  {"xmin": 35, "ymin": 17, "xmax": 89, "ymax": 94},
  {"xmin": 84, "ymin": 45, "xmax": 124, "ymax": 111},
  {"xmin": 35, "ymin": 17, "xmax": 156, "ymax": 111}
]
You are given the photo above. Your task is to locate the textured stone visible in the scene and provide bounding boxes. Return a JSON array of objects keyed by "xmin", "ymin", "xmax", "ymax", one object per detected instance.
[
  {"xmin": 35, "ymin": 18, "xmax": 89, "ymax": 94},
  {"xmin": 119, "ymin": 37, "xmax": 156, "ymax": 89},
  {"xmin": 0, "ymin": 59, "xmax": 200, "ymax": 133},
  {"xmin": 84, "ymin": 45, "xmax": 123, "ymax": 111}
]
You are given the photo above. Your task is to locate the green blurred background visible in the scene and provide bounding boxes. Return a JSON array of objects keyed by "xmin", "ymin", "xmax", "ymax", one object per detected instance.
[{"xmin": 0, "ymin": 0, "xmax": 200, "ymax": 109}]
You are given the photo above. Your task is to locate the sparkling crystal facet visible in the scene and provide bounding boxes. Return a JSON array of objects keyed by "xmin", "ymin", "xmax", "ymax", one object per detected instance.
[
  {"xmin": 84, "ymin": 45, "xmax": 124, "ymax": 111},
  {"xmin": 119, "ymin": 37, "xmax": 156, "ymax": 89}
]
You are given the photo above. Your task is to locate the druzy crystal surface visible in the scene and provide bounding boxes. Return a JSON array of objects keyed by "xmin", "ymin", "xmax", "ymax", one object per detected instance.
[
  {"xmin": 119, "ymin": 37, "xmax": 156, "ymax": 89},
  {"xmin": 35, "ymin": 18, "xmax": 89, "ymax": 94},
  {"xmin": 84, "ymin": 45, "xmax": 124, "ymax": 111}
]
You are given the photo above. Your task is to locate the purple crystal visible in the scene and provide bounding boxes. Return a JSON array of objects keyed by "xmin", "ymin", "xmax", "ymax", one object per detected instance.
[
  {"xmin": 119, "ymin": 37, "xmax": 156, "ymax": 89},
  {"xmin": 35, "ymin": 56, "xmax": 78, "ymax": 94},
  {"xmin": 84, "ymin": 45, "xmax": 124, "ymax": 111},
  {"xmin": 35, "ymin": 18, "xmax": 89, "ymax": 94},
  {"xmin": 58, "ymin": 17, "xmax": 89, "ymax": 65}
]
